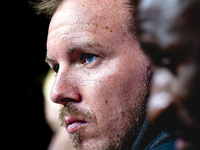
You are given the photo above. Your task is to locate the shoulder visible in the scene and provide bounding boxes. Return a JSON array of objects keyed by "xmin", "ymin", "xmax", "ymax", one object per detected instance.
[
  {"xmin": 131, "ymin": 119, "xmax": 176, "ymax": 150},
  {"xmin": 145, "ymin": 130, "xmax": 176, "ymax": 150}
]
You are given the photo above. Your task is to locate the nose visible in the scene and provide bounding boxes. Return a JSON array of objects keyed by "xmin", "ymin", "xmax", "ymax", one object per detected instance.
[{"xmin": 50, "ymin": 70, "xmax": 82, "ymax": 105}]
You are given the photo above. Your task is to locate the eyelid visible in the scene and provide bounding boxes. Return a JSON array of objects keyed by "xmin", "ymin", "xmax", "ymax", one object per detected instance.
[
  {"xmin": 81, "ymin": 53, "xmax": 98, "ymax": 64},
  {"xmin": 48, "ymin": 63, "xmax": 59, "ymax": 73},
  {"xmin": 53, "ymin": 64, "xmax": 59, "ymax": 73}
]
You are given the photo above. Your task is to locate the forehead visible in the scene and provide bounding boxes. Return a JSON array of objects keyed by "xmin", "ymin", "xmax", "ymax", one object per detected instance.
[
  {"xmin": 47, "ymin": 0, "xmax": 132, "ymax": 58},
  {"xmin": 49, "ymin": 0, "xmax": 128, "ymax": 34}
]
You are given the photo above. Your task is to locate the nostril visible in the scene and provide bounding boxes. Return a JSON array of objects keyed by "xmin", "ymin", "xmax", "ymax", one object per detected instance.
[
  {"xmin": 60, "ymin": 96, "xmax": 82, "ymax": 105},
  {"xmin": 61, "ymin": 98, "xmax": 80, "ymax": 103}
]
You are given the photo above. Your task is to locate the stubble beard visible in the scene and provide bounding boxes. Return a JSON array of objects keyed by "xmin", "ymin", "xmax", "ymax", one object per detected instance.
[
  {"xmin": 69, "ymin": 132, "xmax": 81, "ymax": 149},
  {"xmin": 59, "ymin": 104, "xmax": 94, "ymax": 149},
  {"xmin": 58, "ymin": 70, "xmax": 151, "ymax": 150},
  {"xmin": 59, "ymin": 100, "xmax": 147, "ymax": 150}
]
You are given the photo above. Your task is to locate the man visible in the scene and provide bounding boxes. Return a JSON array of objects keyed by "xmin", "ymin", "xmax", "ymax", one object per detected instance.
[
  {"xmin": 137, "ymin": 0, "xmax": 200, "ymax": 149},
  {"xmin": 34, "ymin": 0, "xmax": 175, "ymax": 149}
]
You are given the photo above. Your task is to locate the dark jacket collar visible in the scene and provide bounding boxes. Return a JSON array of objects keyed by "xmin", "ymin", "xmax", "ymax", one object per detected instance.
[{"xmin": 131, "ymin": 119, "xmax": 176, "ymax": 150}]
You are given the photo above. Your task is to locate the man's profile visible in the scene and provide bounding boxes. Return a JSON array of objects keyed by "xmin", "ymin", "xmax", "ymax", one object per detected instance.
[{"xmin": 32, "ymin": 0, "xmax": 176, "ymax": 149}]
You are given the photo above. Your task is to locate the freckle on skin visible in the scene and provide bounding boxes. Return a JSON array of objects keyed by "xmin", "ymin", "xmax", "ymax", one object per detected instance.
[
  {"xmin": 121, "ymin": 111, "xmax": 125, "ymax": 117},
  {"xmin": 106, "ymin": 26, "xmax": 109, "ymax": 29},
  {"xmin": 110, "ymin": 30, "xmax": 112, "ymax": 32},
  {"xmin": 122, "ymin": 39, "xmax": 124, "ymax": 42},
  {"xmin": 107, "ymin": 47, "xmax": 109, "ymax": 49},
  {"xmin": 105, "ymin": 100, "xmax": 108, "ymax": 103}
]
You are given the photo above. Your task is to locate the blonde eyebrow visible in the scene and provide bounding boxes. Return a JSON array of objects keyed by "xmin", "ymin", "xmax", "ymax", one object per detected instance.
[
  {"xmin": 45, "ymin": 55, "xmax": 56, "ymax": 64},
  {"xmin": 67, "ymin": 42, "xmax": 103, "ymax": 54},
  {"xmin": 45, "ymin": 42, "xmax": 103, "ymax": 64}
]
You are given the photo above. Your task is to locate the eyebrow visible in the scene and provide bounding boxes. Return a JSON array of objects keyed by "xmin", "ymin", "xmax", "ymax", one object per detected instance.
[
  {"xmin": 45, "ymin": 55, "xmax": 56, "ymax": 64},
  {"xmin": 45, "ymin": 41, "xmax": 103, "ymax": 64},
  {"xmin": 67, "ymin": 41, "xmax": 103, "ymax": 54}
]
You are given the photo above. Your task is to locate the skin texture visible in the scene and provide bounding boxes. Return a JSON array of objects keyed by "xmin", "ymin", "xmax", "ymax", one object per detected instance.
[
  {"xmin": 46, "ymin": 0, "xmax": 152, "ymax": 149},
  {"xmin": 137, "ymin": 0, "xmax": 200, "ymax": 149}
]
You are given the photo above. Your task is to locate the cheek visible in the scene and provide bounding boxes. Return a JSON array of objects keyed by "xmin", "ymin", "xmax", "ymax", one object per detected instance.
[
  {"xmin": 79, "ymin": 60, "xmax": 122, "ymax": 113},
  {"xmin": 79, "ymin": 59, "xmax": 149, "ymax": 130}
]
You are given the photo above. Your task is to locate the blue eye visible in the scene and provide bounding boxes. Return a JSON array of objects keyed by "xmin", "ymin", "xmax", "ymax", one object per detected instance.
[{"xmin": 82, "ymin": 53, "xmax": 97, "ymax": 64}]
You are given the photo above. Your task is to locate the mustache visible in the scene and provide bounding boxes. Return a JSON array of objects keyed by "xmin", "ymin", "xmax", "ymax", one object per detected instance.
[{"xmin": 59, "ymin": 104, "xmax": 94, "ymax": 127}]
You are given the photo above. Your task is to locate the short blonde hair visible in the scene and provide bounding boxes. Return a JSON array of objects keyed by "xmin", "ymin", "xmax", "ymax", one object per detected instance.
[{"xmin": 31, "ymin": 0, "xmax": 63, "ymax": 18}]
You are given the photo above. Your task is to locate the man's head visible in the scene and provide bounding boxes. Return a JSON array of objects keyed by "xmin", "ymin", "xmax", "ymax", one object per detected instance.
[
  {"xmin": 36, "ymin": 0, "xmax": 152, "ymax": 149},
  {"xmin": 137, "ymin": 0, "xmax": 200, "ymax": 149}
]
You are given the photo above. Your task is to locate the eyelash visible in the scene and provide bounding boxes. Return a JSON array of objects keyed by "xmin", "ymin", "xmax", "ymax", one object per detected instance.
[
  {"xmin": 53, "ymin": 64, "xmax": 59, "ymax": 73},
  {"xmin": 51, "ymin": 53, "xmax": 98, "ymax": 73},
  {"xmin": 81, "ymin": 53, "xmax": 98, "ymax": 64}
]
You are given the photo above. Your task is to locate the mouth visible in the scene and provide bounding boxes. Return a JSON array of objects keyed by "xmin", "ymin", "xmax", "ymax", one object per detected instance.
[{"xmin": 65, "ymin": 116, "xmax": 88, "ymax": 133}]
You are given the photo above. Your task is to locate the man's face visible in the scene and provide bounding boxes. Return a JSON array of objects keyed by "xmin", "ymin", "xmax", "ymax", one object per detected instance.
[
  {"xmin": 138, "ymin": 0, "xmax": 200, "ymax": 149},
  {"xmin": 46, "ymin": 0, "xmax": 151, "ymax": 149}
]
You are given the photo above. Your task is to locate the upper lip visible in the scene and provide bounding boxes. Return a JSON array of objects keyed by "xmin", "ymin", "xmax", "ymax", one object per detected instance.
[{"xmin": 65, "ymin": 116, "xmax": 87, "ymax": 126}]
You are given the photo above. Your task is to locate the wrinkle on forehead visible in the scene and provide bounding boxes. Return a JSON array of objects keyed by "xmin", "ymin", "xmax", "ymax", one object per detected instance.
[{"xmin": 48, "ymin": 0, "xmax": 130, "ymax": 33}]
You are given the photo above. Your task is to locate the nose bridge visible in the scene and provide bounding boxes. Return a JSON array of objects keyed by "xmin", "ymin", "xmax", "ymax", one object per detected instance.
[{"xmin": 50, "ymin": 68, "xmax": 80, "ymax": 104}]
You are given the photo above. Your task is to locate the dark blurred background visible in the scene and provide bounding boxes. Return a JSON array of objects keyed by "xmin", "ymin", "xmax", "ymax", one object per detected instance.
[{"xmin": 6, "ymin": 0, "xmax": 53, "ymax": 149}]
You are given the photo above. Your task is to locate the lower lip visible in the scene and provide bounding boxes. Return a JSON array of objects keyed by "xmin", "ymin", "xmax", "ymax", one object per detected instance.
[{"xmin": 66, "ymin": 122, "xmax": 88, "ymax": 133}]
